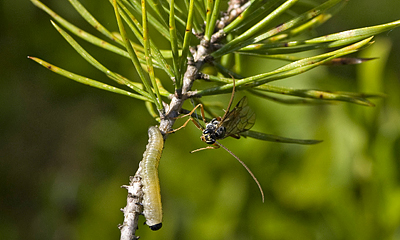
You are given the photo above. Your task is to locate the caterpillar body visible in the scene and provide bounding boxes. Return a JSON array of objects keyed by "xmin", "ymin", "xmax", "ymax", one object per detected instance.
[{"xmin": 139, "ymin": 126, "xmax": 164, "ymax": 231}]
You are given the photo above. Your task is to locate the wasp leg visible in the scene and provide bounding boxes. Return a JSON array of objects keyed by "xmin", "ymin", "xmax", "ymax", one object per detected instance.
[
  {"xmin": 175, "ymin": 103, "xmax": 206, "ymax": 123},
  {"xmin": 229, "ymin": 134, "xmax": 241, "ymax": 139},
  {"xmin": 190, "ymin": 144, "xmax": 220, "ymax": 153},
  {"xmin": 168, "ymin": 103, "xmax": 207, "ymax": 134},
  {"xmin": 168, "ymin": 117, "xmax": 201, "ymax": 134}
]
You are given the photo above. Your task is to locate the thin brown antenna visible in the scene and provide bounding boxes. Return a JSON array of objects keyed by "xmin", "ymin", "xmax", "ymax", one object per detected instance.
[
  {"xmin": 221, "ymin": 77, "xmax": 236, "ymax": 122},
  {"xmin": 215, "ymin": 140, "xmax": 265, "ymax": 202}
]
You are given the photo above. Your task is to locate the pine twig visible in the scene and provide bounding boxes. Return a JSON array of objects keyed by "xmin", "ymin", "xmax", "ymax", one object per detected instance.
[
  {"xmin": 119, "ymin": 2, "xmax": 249, "ymax": 238},
  {"xmin": 119, "ymin": 169, "xmax": 143, "ymax": 240}
]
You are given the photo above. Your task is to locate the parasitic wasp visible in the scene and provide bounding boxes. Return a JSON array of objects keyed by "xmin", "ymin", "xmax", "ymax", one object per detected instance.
[{"xmin": 172, "ymin": 79, "xmax": 264, "ymax": 202}]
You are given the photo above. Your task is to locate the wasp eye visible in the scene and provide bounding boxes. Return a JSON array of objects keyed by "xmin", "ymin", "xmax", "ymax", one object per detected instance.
[{"xmin": 203, "ymin": 129, "xmax": 211, "ymax": 134}]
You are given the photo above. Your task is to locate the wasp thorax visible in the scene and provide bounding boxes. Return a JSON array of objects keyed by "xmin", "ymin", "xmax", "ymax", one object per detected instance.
[{"xmin": 215, "ymin": 126, "xmax": 226, "ymax": 138}]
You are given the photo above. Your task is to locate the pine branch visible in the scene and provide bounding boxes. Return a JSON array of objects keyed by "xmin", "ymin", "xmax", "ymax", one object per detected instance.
[
  {"xmin": 119, "ymin": 172, "xmax": 143, "ymax": 240},
  {"xmin": 29, "ymin": 0, "xmax": 400, "ymax": 238}
]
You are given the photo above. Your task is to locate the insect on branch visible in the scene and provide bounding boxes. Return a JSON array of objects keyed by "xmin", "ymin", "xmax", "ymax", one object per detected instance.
[{"xmin": 121, "ymin": 1, "xmax": 253, "ymax": 238}]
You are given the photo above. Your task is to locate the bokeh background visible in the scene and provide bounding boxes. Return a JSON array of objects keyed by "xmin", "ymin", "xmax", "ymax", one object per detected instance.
[{"xmin": 2, "ymin": 0, "xmax": 400, "ymax": 239}]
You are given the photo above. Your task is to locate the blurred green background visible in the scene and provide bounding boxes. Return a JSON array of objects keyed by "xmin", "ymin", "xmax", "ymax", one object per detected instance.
[{"xmin": 2, "ymin": 0, "xmax": 400, "ymax": 239}]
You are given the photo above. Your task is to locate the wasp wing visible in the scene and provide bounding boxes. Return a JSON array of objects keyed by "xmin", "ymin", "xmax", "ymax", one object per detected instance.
[{"xmin": 221, "ymin": 96, "xmax": 256, "ymax": 138}]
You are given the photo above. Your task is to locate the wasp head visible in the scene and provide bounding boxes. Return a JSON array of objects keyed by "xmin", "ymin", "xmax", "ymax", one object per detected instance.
[{"xmin": 201, "ymin": 118, "xmax": 226, "ymax": 144}]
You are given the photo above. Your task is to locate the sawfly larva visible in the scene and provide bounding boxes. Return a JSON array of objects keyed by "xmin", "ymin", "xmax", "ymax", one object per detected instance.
[{"xmin": 139, "ymin": 126, "xmax": 164, "ymax": 230}]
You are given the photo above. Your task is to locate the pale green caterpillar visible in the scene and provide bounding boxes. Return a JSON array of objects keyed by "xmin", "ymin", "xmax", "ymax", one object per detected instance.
[{"xmin": 139, "ymin": 126, "xmax": 164, "ymax": 231}]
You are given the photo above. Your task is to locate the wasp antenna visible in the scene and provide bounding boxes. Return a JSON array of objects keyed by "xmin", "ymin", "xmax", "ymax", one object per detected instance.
[
  {"xmin": 215, "ymin": 140, "xmax": 265, "ymax": 203},
  {"xmin": 221, "ymin": 77, "xmax": 236, "ymax": 121}
]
